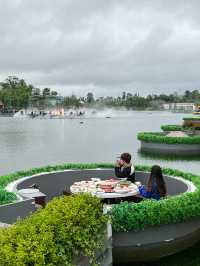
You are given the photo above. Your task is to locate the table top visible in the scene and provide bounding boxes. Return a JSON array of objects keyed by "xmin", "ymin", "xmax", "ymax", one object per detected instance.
[{"xmin": 70, "ymin": 178, "xmax": 139, "ymax": 199}]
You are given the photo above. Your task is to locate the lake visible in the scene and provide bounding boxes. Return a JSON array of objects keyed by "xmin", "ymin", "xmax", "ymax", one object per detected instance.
[{"xmin": 0, "ymin": 110, "xmax": 199, "ymax": 176}]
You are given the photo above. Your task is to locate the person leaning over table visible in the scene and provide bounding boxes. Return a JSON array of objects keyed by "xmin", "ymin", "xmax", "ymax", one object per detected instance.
[
  {"xmin": 137, "ymin": 165, "xmax": 167, "ymax": 200},
  {"xmin": 115, "ymin": 152, "xmax": 135, "ymax": 183}
]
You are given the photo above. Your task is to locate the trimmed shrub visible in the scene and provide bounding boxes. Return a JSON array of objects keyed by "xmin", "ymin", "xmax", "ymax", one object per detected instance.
[
  {"xmin": 0, "ymin": 189, "xmax": 16, "ymax": 204},
  {"xmin": 0, "ymin": 193, "xmax": 107, "ymax": 266},
  {"xmin": 137, "ymin": 132, "xmax": 200, "ymax": 144}
]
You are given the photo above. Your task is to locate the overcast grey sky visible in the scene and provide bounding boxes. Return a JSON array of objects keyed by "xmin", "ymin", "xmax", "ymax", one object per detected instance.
[{"xmin": 0, "ymin": 0, "xmax": 200, "ymax": 96}]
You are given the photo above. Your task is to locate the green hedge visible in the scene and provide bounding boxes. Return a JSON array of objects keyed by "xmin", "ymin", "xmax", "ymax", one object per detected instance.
[
  {"xmin": 111, "ymin": 166, "xmax": 200, "ymax": 232},
  {"xmin": 161, "ymin": 124, "xmax": 200, "ymax": 132},
  {"xmin": 183, "ymin": 117, "xmax": 200, "ymax": 120},
  {"xmin": 161, "ymin": 125, "xmax": 184, "ymax": 131},
  {"xmin": 0, "ymin": 189, "xmax": 17, "ymax": 204},
  {"xmin": 137, "ymin": 132, "xmax": 200, "ymax": 144},
  {"xmin": 0, "ymin": 193, "xmax": 107, "ymax": 266}
]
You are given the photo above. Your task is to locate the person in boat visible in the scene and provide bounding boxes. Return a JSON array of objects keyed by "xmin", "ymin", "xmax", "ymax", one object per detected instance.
[
  {"xmin": 115, "ymin": 153, "xmax": 135, "ymax": 183},
  {"xmin": 138, "ymin": 165, "xmax": 166, "ymax": 200}
]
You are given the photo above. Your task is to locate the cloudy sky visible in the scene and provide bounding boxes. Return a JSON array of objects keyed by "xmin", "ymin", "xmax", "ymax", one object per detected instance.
[{"xmin": 0, "ymin": 0, "xmax": 200, "ymax": 97}]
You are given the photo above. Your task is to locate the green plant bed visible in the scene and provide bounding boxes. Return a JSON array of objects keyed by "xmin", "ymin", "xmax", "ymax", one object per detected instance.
[
  {"xmin": 161, "ymin": 125, "xmax": 200, "ymax": 132},
  {"xmin": 137, "ymin": 132, "xmax": 200, "ymax": 144},
  {"xmin": 0, "ymin": 189, "xmax": 17, "ymax": 204},
  {"xmin": 0, "ymin": 193, "xmax": 108, "ymax": 266},
  {"xmin": 161, "ymin": 125, "xmax": 184, "ymax": 131},
  {"xmin": 183, "ymin": 117, "xmax": 200, "ymax": 121}
]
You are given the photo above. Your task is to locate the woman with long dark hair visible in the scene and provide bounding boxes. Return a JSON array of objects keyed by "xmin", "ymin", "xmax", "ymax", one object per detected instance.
[{"xmin": 138, "ymin": 165, "xmax": 166, "ymax": 200}]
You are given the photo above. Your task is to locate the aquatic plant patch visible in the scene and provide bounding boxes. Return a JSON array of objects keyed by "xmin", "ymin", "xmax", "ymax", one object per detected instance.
[
  {"xmin": 137, "ymin": 132, "xmax": 200, "ymax": 144},
  {"xmin": 0, "ymin": 193, "xmax": 107, "ymax": 266}
]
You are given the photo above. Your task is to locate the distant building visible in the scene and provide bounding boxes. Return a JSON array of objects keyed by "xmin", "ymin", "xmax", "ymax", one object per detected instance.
[{"xmin": 162, "ymin": 103, "xmax": 195, "ymax": 112}]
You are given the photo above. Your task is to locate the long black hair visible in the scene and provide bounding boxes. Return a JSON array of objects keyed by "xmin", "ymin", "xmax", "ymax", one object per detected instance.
[{"xmin": 147, "ymin": 165, "xmax": 166, "ymax": 197}]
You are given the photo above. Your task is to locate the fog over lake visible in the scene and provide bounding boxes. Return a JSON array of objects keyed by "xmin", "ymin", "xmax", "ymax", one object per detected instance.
[{"xmin": 0, "ymin": 110, "xmax": 199, "ymax": 176}]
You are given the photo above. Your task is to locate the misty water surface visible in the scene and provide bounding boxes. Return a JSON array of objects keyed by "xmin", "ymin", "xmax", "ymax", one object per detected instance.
[{"xmin": 0, "ymin": 110, "xmax": 199, "ymax": 176}]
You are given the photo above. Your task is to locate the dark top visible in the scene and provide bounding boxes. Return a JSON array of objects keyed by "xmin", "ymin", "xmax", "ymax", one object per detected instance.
[{"xmin": 114, "ymin": 165, "xmax": 135, "ymax": 183}]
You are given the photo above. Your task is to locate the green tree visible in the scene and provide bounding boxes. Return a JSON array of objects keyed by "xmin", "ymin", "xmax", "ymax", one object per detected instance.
[
  {"xmin": 0, "ymin": 76, "xmax": 32, "ymax": 109},
  {"xmin": 42, "ymin": 88, "xmax": 51, "ymax": 97}
]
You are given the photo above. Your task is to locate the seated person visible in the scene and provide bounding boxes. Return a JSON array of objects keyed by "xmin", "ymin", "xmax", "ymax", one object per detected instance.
[
  {"xmin": 138, "ymin": 165, "xmax": 166, "ymax": 200},
  {"xmin": 115, "ymin": 152, "xmax": 135, "ymax": 183}
]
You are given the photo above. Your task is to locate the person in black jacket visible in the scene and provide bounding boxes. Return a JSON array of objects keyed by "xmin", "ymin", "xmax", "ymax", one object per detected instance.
[{"xmin": 115, "ymin": 153, "xmax": 135, "ymax": 183}]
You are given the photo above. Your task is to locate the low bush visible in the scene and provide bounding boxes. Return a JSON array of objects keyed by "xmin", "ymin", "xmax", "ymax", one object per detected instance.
[
  {"xmin": 137, "ymin": 132, "xmax": 200, "ymax": 144},
  {"xmin": 0, "ymin": 193, "xmax": 107, "ymax": 266},
  {"xmin": 111, "ymin": 166, "xmax": 200, "ymax": 232}
]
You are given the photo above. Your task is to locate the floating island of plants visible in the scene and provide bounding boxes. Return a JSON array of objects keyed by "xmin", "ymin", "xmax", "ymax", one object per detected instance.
[
  {"xmin": 0, "ymin": 163, "xmax": 200, "ymax": 264},
  {"xmin": 138, "ymin": 116, "xmax": 200, "ymax": 156}
]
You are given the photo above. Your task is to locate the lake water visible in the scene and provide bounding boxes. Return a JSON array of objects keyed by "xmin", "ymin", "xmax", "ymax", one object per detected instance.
[{"xmin": 0, "ymin": 110, "xmax": 199, "ymax": 176}]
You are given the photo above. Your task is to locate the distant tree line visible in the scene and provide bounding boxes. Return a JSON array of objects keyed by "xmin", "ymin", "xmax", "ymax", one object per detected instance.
[{"xmin": 0, "ymin": 76, "xmax": 200, "ymax": 111}]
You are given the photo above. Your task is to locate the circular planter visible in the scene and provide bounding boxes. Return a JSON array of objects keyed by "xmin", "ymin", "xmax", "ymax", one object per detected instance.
[
  {"xmin": 10, "ymin": 169, "xmax": 191, "ymax": 202},
  {"xmin": 138, "ymin": 132, "xmax": 200, "ymax": 156},
  {"xmin": 3, "ymin": 168, "xmax": 193, "ymax": 224},
  {"xmin": 113, "ymin": 218, "xmax": 200, "ymax": 264},
  {"xmin": 140, "ymin": 141, "xmax": 200, "ymax": 156},
  {"xmin": 1, "ymin": 165, "xmax": 199, "ymax": 264}
]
